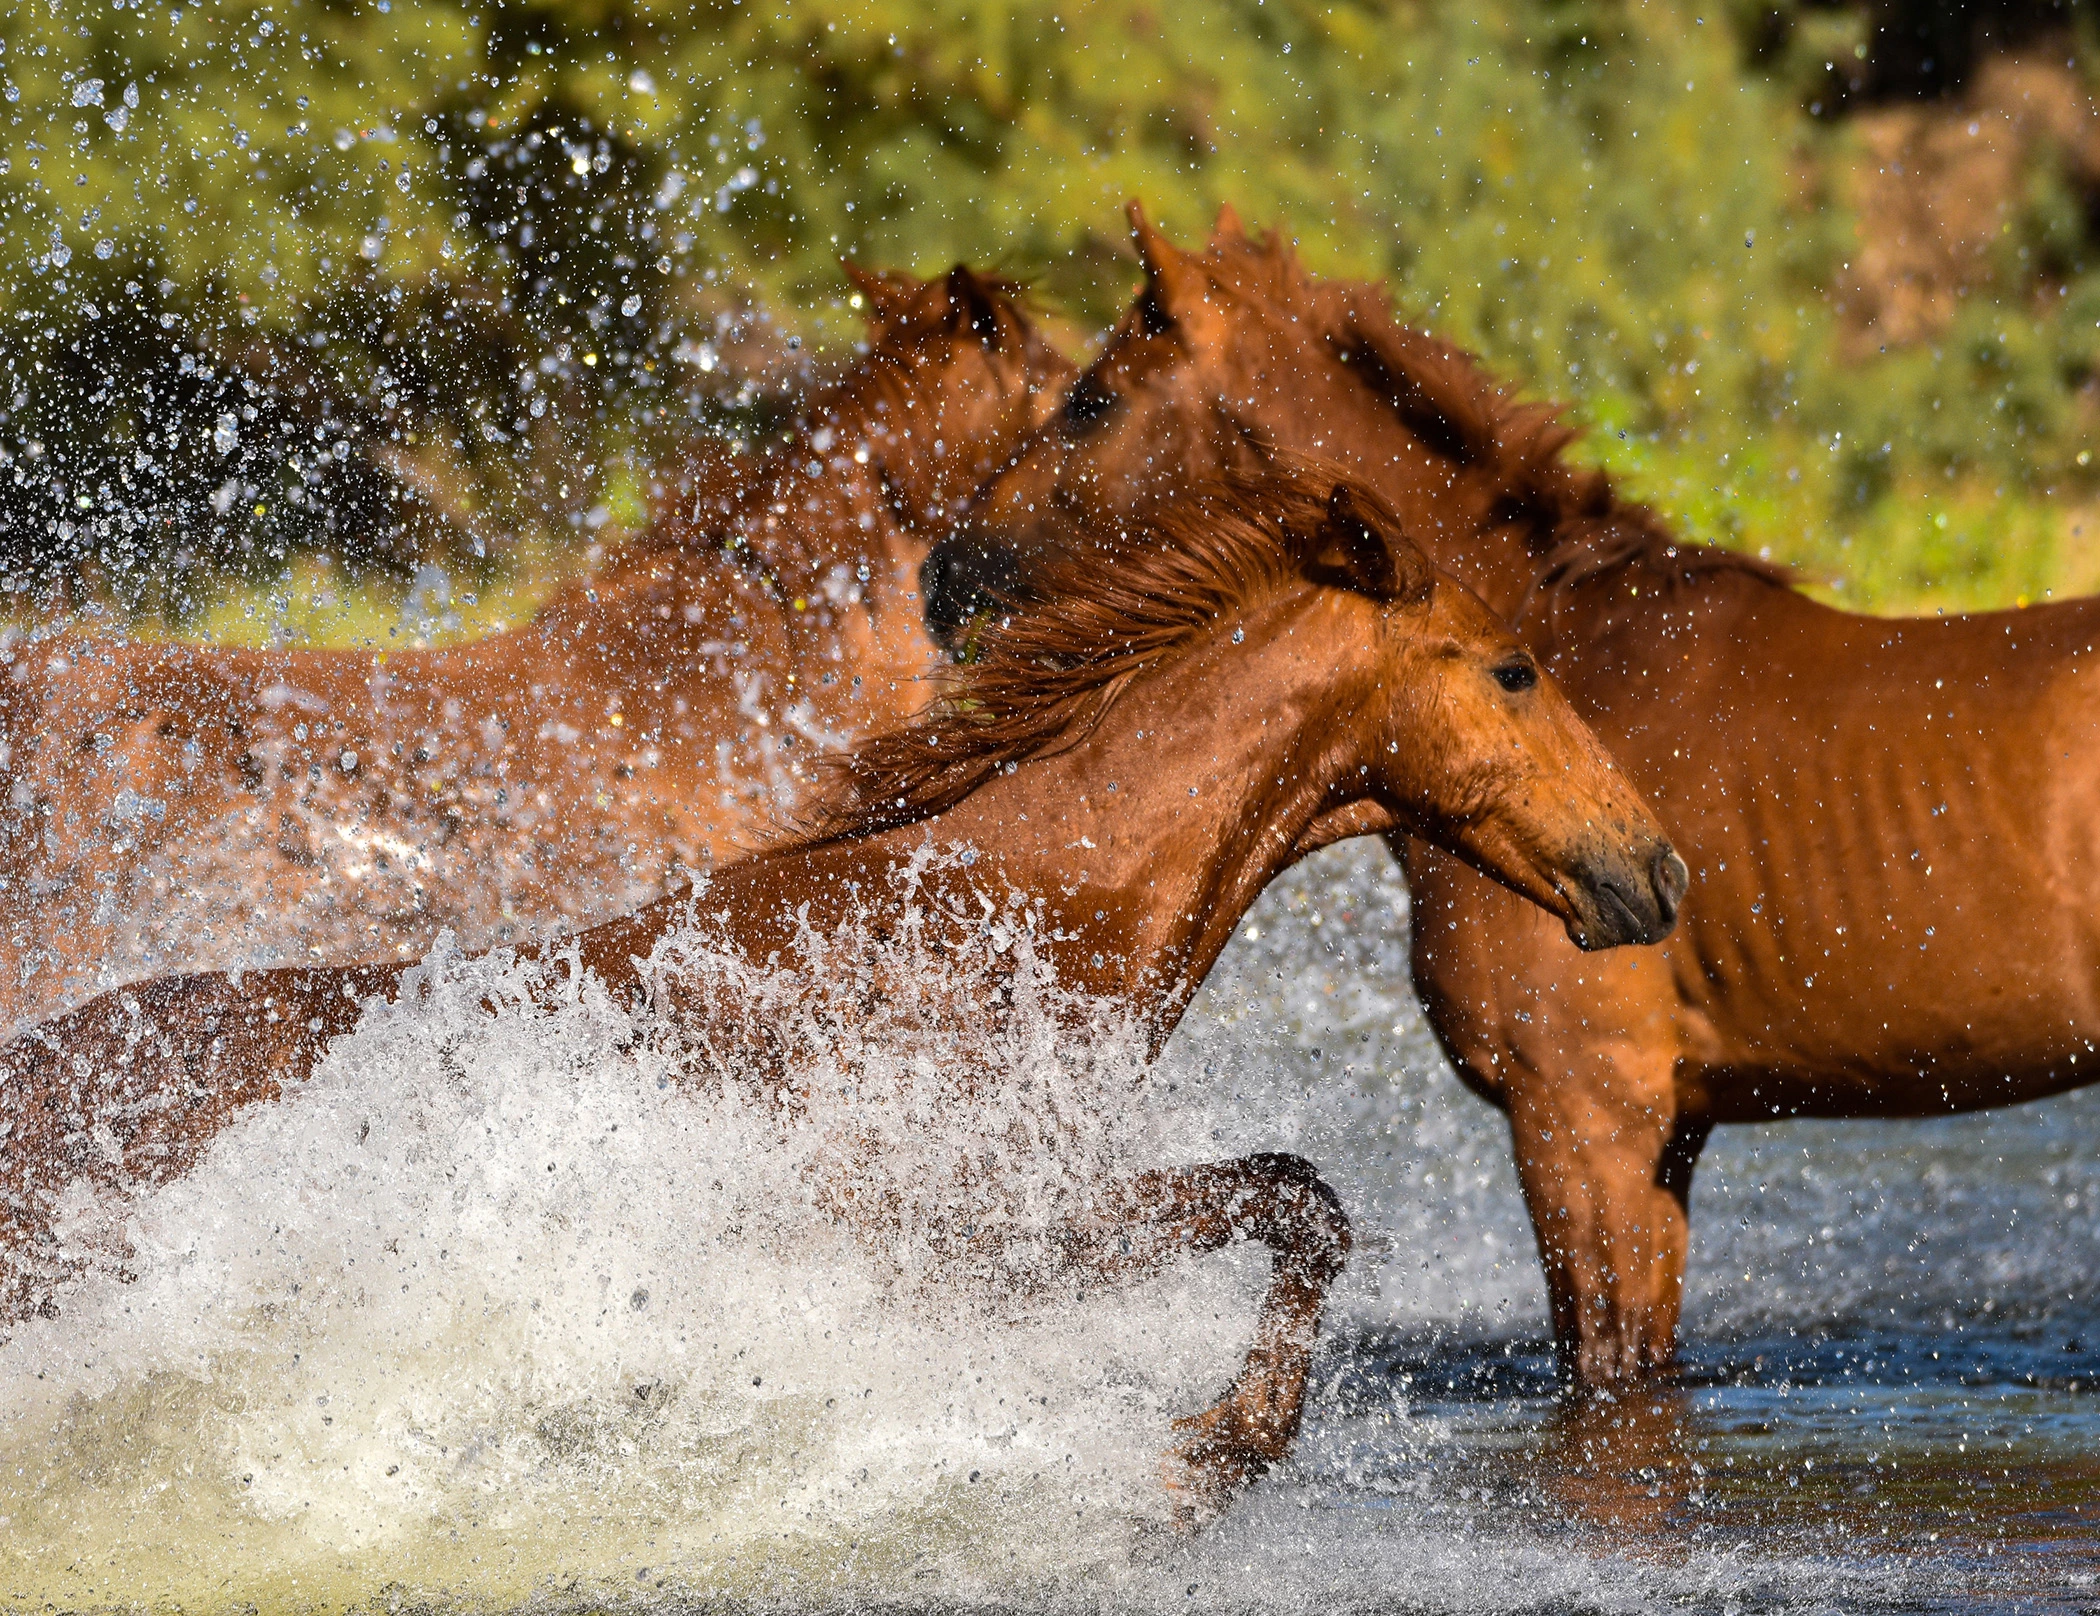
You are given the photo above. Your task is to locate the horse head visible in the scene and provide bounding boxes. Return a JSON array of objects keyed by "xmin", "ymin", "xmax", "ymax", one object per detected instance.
[
  {"xmin": 920, "ymin": 463, "xmax": 1686, "ymax": 953},
  {"xmin": 944, "ymin": 204, "xmax": 1666, "ymax": 634},
  {"xmin": 837, "ymin": 262, "xmax": 1074, "ymax": 536},
  {"xmin": 1289, "ymin": 479, "xmax": 1686, "ymax": 950}
]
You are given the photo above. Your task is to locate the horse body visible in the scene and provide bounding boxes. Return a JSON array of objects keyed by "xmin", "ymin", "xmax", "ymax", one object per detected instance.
[
  {"xmin": 967, "ymin": 207, "xmax": 2100, "ymax": 1382},
  {"xmin": 1549, "ymin": 579, "xmax": 2100, "ymax": 1120},
  {"xmin": 0, "ymin": 267, "xmax": 1070, "ymax": 1033},
  {"xmin": 1397, "ymin": 540, "xmax": 2100, "ymax": 1377},
  {"xmin": 0, "ymin": 568, "xmax": 810, "ymax": 994},
  {"xmin": 1, "ymin": 468, "xmax": 1679, "ymax": 1515}
]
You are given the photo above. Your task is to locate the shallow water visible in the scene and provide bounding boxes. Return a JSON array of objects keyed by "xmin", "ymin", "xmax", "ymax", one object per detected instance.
[
  {"xmin": 1, "ymin": 841, "xmax": 2094, "ymax": 1613},
  {"xmin": 1193, "ymin": 842, "xmax": 2100, "ymax": 1614}
]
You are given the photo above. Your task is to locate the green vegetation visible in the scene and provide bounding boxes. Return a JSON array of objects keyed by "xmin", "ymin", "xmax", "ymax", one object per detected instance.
[{"xmin": 3, "ymin": 0, "xmax": 2097, "ymax": 634}]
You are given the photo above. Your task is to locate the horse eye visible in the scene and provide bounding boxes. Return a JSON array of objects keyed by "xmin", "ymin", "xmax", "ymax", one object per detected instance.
[
  {"xmin": 1062, "ymin": 374, "xmax": 1118, "ymax": 429},
  {"xmin": 1492, "ymin": 661, "xmax": 1538, "ymax": 694}
]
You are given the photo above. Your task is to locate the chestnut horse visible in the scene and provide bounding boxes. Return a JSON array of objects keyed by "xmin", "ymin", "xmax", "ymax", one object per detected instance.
[
  {"xmin": 957, "ymin": 205, "xmax": 2100, "ymax": 1384},
  {"xmin": 0, "ymin": 467, "xmax": 1681, "ymax": 1518},
  {"xmin": 0, "ymin": 266, "xmax": 1070, "ymax": 1034}
]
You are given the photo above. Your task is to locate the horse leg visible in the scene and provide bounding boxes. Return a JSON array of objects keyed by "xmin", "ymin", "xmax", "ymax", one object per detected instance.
[
  {"xmin": 1503, "ymin": 1048, "xmax": 1708, "ymax": 1384},
  {"xmin": 1399, "ymin": 837, "xmax": 1705, "ymax": 1386},
  {"xmin": 0, "ymin": 963, "xmax": 394, "ymax": 1321},
  {"xmin": 1051, "ymin": 1151, "xmax": 1351, "ymax": 1522}
]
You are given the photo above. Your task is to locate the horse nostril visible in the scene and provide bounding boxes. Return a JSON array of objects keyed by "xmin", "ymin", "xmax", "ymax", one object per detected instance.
[{"xmin": 1651, "ymin": 845, "xmax": 1689, "ymax": 924}]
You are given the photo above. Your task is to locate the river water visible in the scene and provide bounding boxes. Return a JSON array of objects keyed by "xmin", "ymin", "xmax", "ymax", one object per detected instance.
[{"xmin": 1, "ymin": 842, "xmax": 2093, "ymax": 1614}]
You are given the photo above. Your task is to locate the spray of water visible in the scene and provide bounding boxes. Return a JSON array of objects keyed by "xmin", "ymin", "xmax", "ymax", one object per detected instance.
[
  {"xmin": 0, "ymin": 845, "xmax": 2007, "ymax": 1612},
  {"xmin": 0, "ymin": 855, "xmax": 1279, "ymax": 1609}
]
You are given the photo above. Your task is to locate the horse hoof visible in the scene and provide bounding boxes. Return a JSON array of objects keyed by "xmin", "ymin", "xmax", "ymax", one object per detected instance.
[
  {"xmin": 1159, "ymin": 1454, "xmax": 1226, "ymax": 1534},
  {"xmin": 1161, "ymin": 1405, "xmax": 1275, "ymax": 1529}
]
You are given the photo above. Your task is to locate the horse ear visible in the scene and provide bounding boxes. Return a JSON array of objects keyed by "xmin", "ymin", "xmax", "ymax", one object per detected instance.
[
  {"xmin": 842, "ymin": 262, "xmax": 928, "ymax": 332},
  {"xmin": 1212, "ymin": 202, "xmax": 1247, "ymax": 243},
  {"xmin": 1127, "ymin": 199, "xmax": 1212, "ymax": 335},
  {"xmin": 1309, "ymin": 483, "xmax": 1436, "ymax": 606},
  {"xmin": 944, "ymin": 263, "xmax": 1009, "ymax": 342}
]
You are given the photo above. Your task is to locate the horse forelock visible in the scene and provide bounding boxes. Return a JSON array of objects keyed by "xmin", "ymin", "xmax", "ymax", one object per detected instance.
[{"xmin": 800, "ymin": 461, "xmax": 1370, "ymax": 846}]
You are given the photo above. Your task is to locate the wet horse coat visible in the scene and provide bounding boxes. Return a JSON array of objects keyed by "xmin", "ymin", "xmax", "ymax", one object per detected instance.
[
  {"xmin": 0, "ymin": 468, "xmax": 1680, "ymax": 1516},
  {"xmin": 0, "ymin": 267, "xmax": 1070, "ymax": 1035},
  {"xmin": 965, "ymin": 206, "xmax": 2100, "ymax": 1382}
]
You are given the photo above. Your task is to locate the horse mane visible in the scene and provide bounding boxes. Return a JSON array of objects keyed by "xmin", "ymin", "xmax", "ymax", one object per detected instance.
[
  {"xmin": 799, "ymin": 460, "xmax": 1383, "ymax": 846},
  {"xmin": 1194, "ymin": 225, "xmax": 1793, "ymax": 608}
]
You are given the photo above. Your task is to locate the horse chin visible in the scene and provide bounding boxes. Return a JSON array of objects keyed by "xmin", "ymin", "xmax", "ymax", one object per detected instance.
[{"xmin": 1562, "ymin": 844, "xmax": 1687, "ymax": 951}]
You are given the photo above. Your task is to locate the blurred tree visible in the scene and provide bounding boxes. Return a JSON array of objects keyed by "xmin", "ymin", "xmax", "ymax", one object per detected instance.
[{"xmin": 1, "ymin": 0, "xmax": 2096, "ymax": 618}]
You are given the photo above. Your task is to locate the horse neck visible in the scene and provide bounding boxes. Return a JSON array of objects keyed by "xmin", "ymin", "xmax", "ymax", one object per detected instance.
[
  {"xmin": 873, "ymin": 592, "xmax": 1377, "ymax": 1040},
  {"xmin": 1421, "ymin": 519, "xmax": 1542, "ymax": 625},
  {"xmin": 727, "ymin": 438, "xmax": 906, "ymax": 598},
  {"xmin": 1251, "ymin": 428, "xmax": 1543, "ymax": 625},
  {"xmin": 1136, "ymin": 318, "xmax": 1549, "ymax": 622},
  {"xmin": 564, "ymin": 594, "xmax": 1375, "ymax": 1058}
]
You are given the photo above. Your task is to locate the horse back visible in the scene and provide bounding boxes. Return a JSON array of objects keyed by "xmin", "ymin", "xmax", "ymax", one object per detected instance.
[{"xmin": 1545, "ymin": 577, "xmax": 2100, "ymax": 1112}]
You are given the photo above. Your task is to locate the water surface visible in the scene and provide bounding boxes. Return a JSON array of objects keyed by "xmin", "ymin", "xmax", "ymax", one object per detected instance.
[
  {"xmin": 1200, "ymin": 842, "xmax": 2100, "ymax": 1614},
  {"xmin": 0, "ymin": 842, "xmax": 2093, "ymax": 1614}
]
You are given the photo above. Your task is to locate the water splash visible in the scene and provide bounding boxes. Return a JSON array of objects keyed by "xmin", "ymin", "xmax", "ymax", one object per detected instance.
[
  {"xmin": 0, "ymin": 858, "xmax": 1266, "ymax": 1609},
  {"xmin": 3, "ymin": 843, "xmax": 2089, "ymax": 1611}
]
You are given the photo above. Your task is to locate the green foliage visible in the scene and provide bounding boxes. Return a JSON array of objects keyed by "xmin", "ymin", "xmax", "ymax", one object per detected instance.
[{"xmin": 2, "ymin": 0, "xmax": 2096, "ymax": 624}]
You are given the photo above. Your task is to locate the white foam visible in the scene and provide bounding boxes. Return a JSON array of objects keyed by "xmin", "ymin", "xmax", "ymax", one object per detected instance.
[{"xmin": 0, "ymin": 864, "xmax": 1273, "ymax": 1609}]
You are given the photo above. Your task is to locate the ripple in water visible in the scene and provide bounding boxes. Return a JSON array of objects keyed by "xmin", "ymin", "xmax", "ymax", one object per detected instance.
[{"xmin": 1, "ymin": 843, "xmax": 2093, "ymax": 1613}]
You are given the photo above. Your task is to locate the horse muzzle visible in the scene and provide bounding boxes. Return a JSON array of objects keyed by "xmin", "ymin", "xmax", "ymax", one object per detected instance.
[{"xmin": 1564, "ymin": 841, "xmax": 1687, "ymax": 951}]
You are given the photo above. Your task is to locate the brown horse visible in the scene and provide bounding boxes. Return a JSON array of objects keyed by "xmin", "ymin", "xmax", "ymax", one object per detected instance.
[
  {"xmin": 957, "ymin": 205, "xmax": 2100, "ymax": 1384},
  {"xmin": 0, "ymin": 266, "xmax": 1071, "ymax": 1035},
  {"xmin": 0, "ymin": 466, "xmax": 1681, "ymax": 1518}
]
